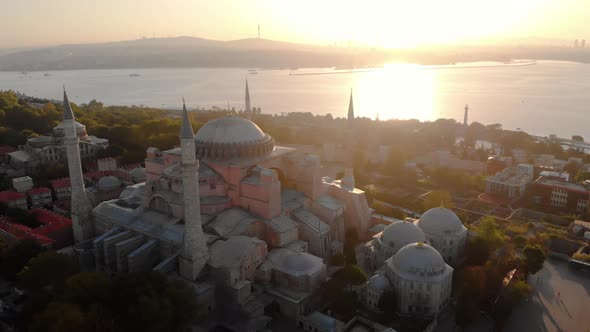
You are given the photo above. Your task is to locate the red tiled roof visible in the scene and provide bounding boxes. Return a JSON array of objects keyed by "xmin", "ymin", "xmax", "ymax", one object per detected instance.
[
  {"xmin": 28, "ymin": 187, "xmax": 51, "ymax": 195},
  {"xmin": 51, "ymin": 178, "xmax": 71, "ymax": 188},
  {"xmin": 0, "ymin": 146, "xmax": 16, "ymax": 155},
  {"xmin": 0, "ymin": 190, "xmax": 26, "ymax": 202},
  {"xmin": 30, "ymin": 209, "xmax": 72, "ymax": 227}
]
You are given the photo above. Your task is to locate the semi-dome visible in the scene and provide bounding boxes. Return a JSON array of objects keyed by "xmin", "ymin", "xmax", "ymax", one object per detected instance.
[
  {"xmin": 97, "ymin": 176, "xmax": 122, "ymax": 191},
  {"xmin": 389, "ymin": 242, "xmax": 446, "ymax": 276},
  {"xmin": 195, "ymin": 116, "xmax": 274, "ymax": 161},
  {"xmin": 129, "ymin": 167, "xmax": 147, "ymax": 182},
  {"xmin": 380, "ymin": 221, "xmax": 426, "ymax": 252},
  {"xmin": 416, "ymin": 207, "xmax": 465, "ymax": 236},
  {"xmin": 367, "ymin": 274, "xmax": 389, "ymax": 290}
]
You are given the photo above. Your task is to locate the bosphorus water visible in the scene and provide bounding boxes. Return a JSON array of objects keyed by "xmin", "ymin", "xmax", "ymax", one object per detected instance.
[{"xmin": 1, "ymin": 60, "xmax": 589, "ymax": 139}]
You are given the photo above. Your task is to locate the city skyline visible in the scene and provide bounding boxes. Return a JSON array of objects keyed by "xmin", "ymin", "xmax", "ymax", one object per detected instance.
[{"xmin": 2, "ymin": 0, "xmax": 590, "ymax": 49}]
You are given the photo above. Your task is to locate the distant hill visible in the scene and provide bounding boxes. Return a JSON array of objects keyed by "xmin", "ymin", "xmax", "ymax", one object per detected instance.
[
  {"xmin": 2, "ymin": 36, "xmax": 589, "ymax": 71},
  {"xmin": 0, "ymin": 36, "xmax": 394, "ymax": 71}
]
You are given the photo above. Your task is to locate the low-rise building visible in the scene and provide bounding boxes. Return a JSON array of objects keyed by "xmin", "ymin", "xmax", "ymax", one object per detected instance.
[
  {"xmin": 27, "ymin": 187, "xmax": 52, "ymax": 208},
  {"xmin": 0, "ymin": 191, "xmax": 27, "ymax": 210},
  {"xmin": 485, "ymin": 167, "xmax": 531, "ymax": 199},
  {"xmin": 529, "ymin": 178, "xmax": 590, "ymax": 216},
  {"xmin": 487, "ymin": 156, "xmax": 512, "ymax": 175}
]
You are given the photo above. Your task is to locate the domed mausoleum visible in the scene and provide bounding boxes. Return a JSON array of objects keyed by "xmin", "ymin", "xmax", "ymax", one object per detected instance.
[
  {"xmin": 415, "ymin": 207, "xmax": 467, "ymax": 265},
  {"xmin": 375, "ymin": 221, "xmax": 426, "ymax": 266},
  {"xmin": 386, "ymin": 242, "xmax": 453, "ymax": 317}
]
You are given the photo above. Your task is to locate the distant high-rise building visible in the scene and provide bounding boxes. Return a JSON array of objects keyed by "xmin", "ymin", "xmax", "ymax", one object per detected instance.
[
  {"xmin": 574, "ymin": 39, "xmax": 579, "ymax": 48},
  {"xmin": 582, "ymin": 40, "xmax": 586, "ymax": 48},
  {"xmin": 258, "ymin": 24, "xmax": 260, "ymax": 39},
  {"xmin": 463, "ymin": 104, "xmax": 469, "ymax": 126}
]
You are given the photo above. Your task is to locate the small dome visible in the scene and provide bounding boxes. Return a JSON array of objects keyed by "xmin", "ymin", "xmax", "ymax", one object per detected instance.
[
  {"xmin": 129, "ymin": 167, "xmax": 146, "ymax": 182},
  {"xmin": 367, "ymin": 274, "xmax": 389, "ymax": 290},
  {"xmin": 380, "ymin": 221, "xmax": 426, "ymax": 254},
  {"xmin": 97, "ymin": 176, "xmax": 122, "ymax": 191},
  {"xmin": 416, "ymin": 207, "xmax": 465, "ymax": 236},
  {"xmin": 389, "ymin": 242, "xmax": 446, "ymax": 277},
  {"xmin": 195, "ymin": 116, "xmax": 274, "ymax": 161}
]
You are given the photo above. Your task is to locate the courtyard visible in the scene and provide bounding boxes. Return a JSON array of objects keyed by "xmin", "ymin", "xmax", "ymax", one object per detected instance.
[{"xmin": 504, "ymin": 258, "xmax": 590, "ymax": 332}]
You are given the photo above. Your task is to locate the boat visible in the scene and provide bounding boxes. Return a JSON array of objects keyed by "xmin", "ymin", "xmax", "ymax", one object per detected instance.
[
  {"xmin": 129, "ymin": 73, "xmax": 140, "ymax": 77},
  {"xmin": 44, "ymin": 73, "xmax": 51, "ymax": 77}
]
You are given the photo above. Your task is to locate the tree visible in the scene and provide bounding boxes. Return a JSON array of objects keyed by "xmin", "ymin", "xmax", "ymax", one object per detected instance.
[
  {"xmin": 523, "ymin": 245, "xmax": 546, "ymax": 275},
  {"xmin": 64, "ymin": 272, "xmax": 114, "ymax": 331},
  {"xmin": 0, "ymin": 239, "xmax": 44, "ymax": 281},
  {"xmin": 333, "ymin": 264, "xmax": 367, "ymax": 286},
  {"xmin": 423, "ymin": 190, "xmax": 454, "ymax": 211},
  {"xmin": 572, "ymin": 135, "xmax": 584, "ymax": 142},
  {"xmin": 513, "ymin": 235, "xmax": 526, "ymax": 249},
  {"xmin": 505, "ymin": 279, "xmax": 531, "ymax": 303},
  {"xmin": 18, "ymin": 251, "xmax": 79, "ymax": 293},
  {"xmin": 456, "ymin": 266, "xmax": 487, "ymax": 300},
  {"xmin": 29, "ymin": 302, "xmax": 88, "ymax": 332},
  {"xmin": 475, "ymin": 217, "xmax": 505, "ymax": 250},
  {"xmin": 464, "ymin": 237, "xmax": 491, "ymax": 266}
]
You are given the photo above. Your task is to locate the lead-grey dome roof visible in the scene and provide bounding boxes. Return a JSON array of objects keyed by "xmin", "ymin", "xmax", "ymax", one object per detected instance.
[
  {"xmin": 129, "ymin": 167, "xmax": 146, "ymax": 182},
  {"xmin": 97, "ymin": 176, "xmax": 122, "ymax": 191},
  {"xmin": 389, "ymin": 242, "xmax": 446, "ymax": 277},
  {"xmin": 380, "ymin": 221, "xmax": 426, "ymax": 253},
  {"xmin": 416, "ymin": 207, "xmax": 465, "ymax": 236},
  {"xmin": 194, "ymin": 116, "xmax": 274, "ymax": 161},
  {"xmin": 196, "ymin": 116, "xmax": 266, "ymax": 144}
]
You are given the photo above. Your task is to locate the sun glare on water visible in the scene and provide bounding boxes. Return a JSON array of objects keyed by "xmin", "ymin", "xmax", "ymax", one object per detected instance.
[{"xmin": 353, "ymin": 64, "xmax": 436, "ymax": 121}]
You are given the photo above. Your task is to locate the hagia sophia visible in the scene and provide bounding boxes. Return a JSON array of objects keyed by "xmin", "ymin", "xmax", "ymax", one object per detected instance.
[{"xmin": 53, "ymin": 82, "xmax": 468, "ymax": 328}]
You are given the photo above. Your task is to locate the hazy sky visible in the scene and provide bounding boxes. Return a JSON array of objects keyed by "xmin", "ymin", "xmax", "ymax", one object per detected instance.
[{"xmin": 1, "ymin": 0, "xmax": 589, "ymax": 48}]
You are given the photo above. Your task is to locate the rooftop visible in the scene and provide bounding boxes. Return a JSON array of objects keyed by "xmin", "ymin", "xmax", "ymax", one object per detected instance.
[
  {"xmin": 534, "ymin": 178, "xmax": 589, "ymax": 194},
  {"xmin": 487, "ymin": 167, "xmax": 531, "ymax": 185},
  {"xmin": 293, "ymin": 209, "xmax": 330, "ymax": 234}
]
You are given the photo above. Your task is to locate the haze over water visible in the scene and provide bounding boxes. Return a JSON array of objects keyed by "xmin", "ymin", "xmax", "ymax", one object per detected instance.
[{"xmin": 1, "ymin": 60, "xmax": 589, "ymax": 139}]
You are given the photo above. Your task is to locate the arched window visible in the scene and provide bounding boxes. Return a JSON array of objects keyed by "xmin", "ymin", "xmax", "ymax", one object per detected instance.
[{"xmin": 150, "ymin": 196, "xmax": 171, "ymax": 215}]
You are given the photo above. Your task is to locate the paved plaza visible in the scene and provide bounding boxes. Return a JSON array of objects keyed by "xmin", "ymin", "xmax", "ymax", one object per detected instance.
[{"xmin": 504, "ymin": 258, "xmax": 590, "ymax": 332}]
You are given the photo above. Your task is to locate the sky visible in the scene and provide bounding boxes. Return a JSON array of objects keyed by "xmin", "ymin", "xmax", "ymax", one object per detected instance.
[{"xmin": 1, "ymin": 0, "xmax": 589, "ymax": 49}]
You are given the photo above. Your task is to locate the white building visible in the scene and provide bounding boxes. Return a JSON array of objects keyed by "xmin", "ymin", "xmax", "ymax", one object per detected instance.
[
  {"xmin": 415, "ymin": 208, "xmax": 467, "ymax": 265},
  {"xmin": 385, "ymin": 242, "xmax": 453, "ymax": 318}
]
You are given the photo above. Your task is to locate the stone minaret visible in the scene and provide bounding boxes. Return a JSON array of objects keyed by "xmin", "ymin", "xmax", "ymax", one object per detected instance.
[
  {"xmin": 245, "ymin": 79, "xmax": 252, "ymax": 120},
  {"xmin": 63, "ymin": 89, "xmax": 93, "ymax": 242},
  {"xmin": 179, "ymin": 100, "xmax": 209, "ymax": 280},
  {"xmin": 463, "ymin": 104, "xmax": 469, "ymax": 127}
]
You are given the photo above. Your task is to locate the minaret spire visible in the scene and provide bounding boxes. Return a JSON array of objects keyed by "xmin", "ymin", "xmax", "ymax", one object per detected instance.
[
  {"xmin": 245, "ymin": 79, "xmax": 252, "ymax": 120},
  {"xmin": 347, "ymin": 88, "xmax": 354, "ymax": 126},
  {"xmin": 179, "ymin": 98, "xmax": 194, "ymax": 139},
  {"xmin": 178, "ymin": 99, "xmax": 209, "ymax": 280},
  {"xmin": 62, "ymin": 87, "xmax": 74, "ymax": 120},
  {"xmin": 62, "ymin": 88, "xmax": 93, "ymax": 242}
]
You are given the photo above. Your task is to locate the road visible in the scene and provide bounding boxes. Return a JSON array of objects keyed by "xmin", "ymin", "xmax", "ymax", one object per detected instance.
[{"xmin": 504, "ymin": 259, "xmax": 590, "ymax": 332}]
